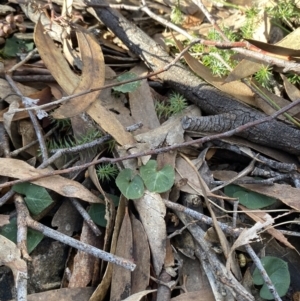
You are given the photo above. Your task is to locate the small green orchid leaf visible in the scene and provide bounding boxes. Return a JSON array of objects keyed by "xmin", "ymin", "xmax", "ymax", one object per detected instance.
[
  {"xmin": 88, "ymin": 195, "xmax": 119, "ymax": 228},
  {"xmin": 224, "ymin": 184, "xmax": 245, "ymax": 197},
  {"xmin": 13, "ymin": 182, "xmax": 54, "ymax": 215},
  {"xmin": 2, "ymin": 36, "xmax": 34, "ymax": 58},
  {"xmin": 253, "ymin": 256, "xmax": 290, "ymax": 300},
  {"xmin": 140, "ymin": 160, "xmax": 175, "ymax": 193},
  {"xmin": 224, "ymin": 185, "xmax": 276, "ymax": 209},
  {"xmin": 0, "ymin": 218, "xmax": 43, "ymax": 254},
  {"xmin": 116, "ymin": 168, "xmax": 144, "ymax": 199},
  {"xmin": 113, "ymin": 72, "xmax": 141, "ymax": 93},
  {"xmin": 88, "ymin": 203, "xmax": 106, "ymax": 227},
  {"xmin": 233, "ymin": 190, "xmax": 276, "ymax": 209}
]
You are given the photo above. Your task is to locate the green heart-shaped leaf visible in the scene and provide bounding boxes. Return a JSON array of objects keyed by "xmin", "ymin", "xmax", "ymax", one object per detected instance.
[
  {"xmin": 253, "ymin": 256, "xmax": 290, "ymax": 299},
  {"xmin": 13, "ymin": 182, "xmax": 54, "ymax": 215},
  {"xmin": 140, "ymin": 160, "xmax": 175, "ymax": 193},
  {"xmin": 0, "ymin": 218, "xmax": 43, "ymax": 254},
  {"xmin": 116, "ymin": 169, "xmax": 144, "ymax": 199},
  {"xmin": 88, "ymin": 195, "xmax": 119, "ymax": 227}
]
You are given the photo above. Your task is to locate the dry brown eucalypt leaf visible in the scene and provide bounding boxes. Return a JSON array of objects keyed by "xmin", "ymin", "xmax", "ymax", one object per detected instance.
[{"xmin": 34, "ymin": 19, "xmax": 105, "ymax": 119}]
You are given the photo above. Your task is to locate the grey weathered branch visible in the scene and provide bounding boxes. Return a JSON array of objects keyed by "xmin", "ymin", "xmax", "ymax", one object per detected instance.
[{"xmin": 87, "ymin": 3, "xmax": 300, "ymax": 155}]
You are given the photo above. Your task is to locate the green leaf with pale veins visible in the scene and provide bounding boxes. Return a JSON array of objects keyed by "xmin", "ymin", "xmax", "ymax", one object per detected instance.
[
  {"xmin": 140, "ymin": 160, "xmax": 175, "ymax": 193},
  {"xmin": 253, "ymin": 256, "xmax": 290, "ymax": 300},
  {"xmin": 13, "ymin": 182, "xmax": 54, "ymax": 215},
  {"xmin": 116, "ymin": 169, "xmax": 144, "ymax": 199},
  {"xmin": 0, "ymin": 218, "xmax": 43, "ymax": 254}
]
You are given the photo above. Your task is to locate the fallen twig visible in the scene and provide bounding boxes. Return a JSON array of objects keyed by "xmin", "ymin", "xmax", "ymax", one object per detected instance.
[
  {"xmin": 5, "ymin": 74, "xmax": 49, "ymax": 161},
  {"xmin": 245, "ymin": 244, "xmax": 282, "ymax": 301},
  {"xmin": 14, "ymin": 194, "xmax": 136, "ymax": 271}
]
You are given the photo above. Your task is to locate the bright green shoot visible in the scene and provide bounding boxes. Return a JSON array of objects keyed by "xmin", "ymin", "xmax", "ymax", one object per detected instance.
[
  {"xmin": 155, "ymin": 92, "xmax": 187, "ymax": 119},
  {"xmin": 170, "ymin": 1, "xmax": 184, "ymax": 25},
  {"xmin": 254, "ymin": 65, "xmax": 273, "ymax": 90},
  {"xmin": 266, "ymin": 0, "xmax": 300, "ymax": 21},
  {"xmin": 96, "ymin": 163, "xmax": 119, "ymax": 182},
  {"xmin": 240, "ymin": 7, "xmax": 260, "ymax": 39}
]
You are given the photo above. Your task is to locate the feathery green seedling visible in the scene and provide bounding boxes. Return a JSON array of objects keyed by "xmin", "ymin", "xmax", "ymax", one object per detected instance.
[
  {"xmin": 155, "ymin": 92, "xmax": 187, "ymax": 119},
  {"xmin": 169, "ymin": 92, "xmax": 188, "ymax": 114},
  {"xmin": 254, "ymin": 65, "xmax": 273, "ymax": 90},
  {"xmin": 170, "ymin": 1, "xmax": 184, "ymax": 25},
  {"xmin": 96, "ymin": 163, "xmax": 119, "ymax": 182},
  {"xmin": 287, "ymin": 73, "xmax": 300, "ymax": 86},
  {"xmin": 240, "ymin": 7, "xmax": 261, "ymax": 39},
  {"xmin": 49, "ymin": 117, "xmax": 72, "ymax": 129},
  {"xmin": 190, "ymin": 28, "xmax": 237, "ymax": 77},
  {"xmin": 266, "ymin": 0, "xmax": 300, "ymax": 23},
  {"xmin": 107, "ymin": 139, "xmax": 116, "ymax": 153}
]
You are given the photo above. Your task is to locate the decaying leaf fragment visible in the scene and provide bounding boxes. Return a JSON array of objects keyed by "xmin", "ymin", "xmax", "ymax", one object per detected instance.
[
  {"xmin": 0, "ymin": 234, "xmax": 27, "ymax": 283},
  {"xmin": 226, "ymin": 215, "xmax": 274, "ymax": 270},
  {"xmin": 134, "ymin": 191, "xmax": 166, "ymax": 276}
]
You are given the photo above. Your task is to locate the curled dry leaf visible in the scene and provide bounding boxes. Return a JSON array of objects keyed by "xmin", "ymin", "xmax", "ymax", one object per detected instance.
[
  {"xmin": 281, "ymin": 74, "xmax": 300, "ymax": 102},
  {"xmin": 52, "ymin": 28, "xmax": 105, "ymax": 118},
  {"xmin": 128, "ymin": 64, "xmax": 160, "ymax": 132},
  {"xmin": 68, "ymin": 221, "xmax": 102, "ymax": 288},
  {"xmin": 226, "ymin": 215, "xmax": 274, "ymax": 271},
  {"xmin": 89, "ymin": 197, "xmax": 126, "ymax": 301},
  {"xmin": 34, "ymin": 19, "xmax": 78, "ymax": 95},
  {"xmin": 130, "ymin": 212, "xmax": 150, "ymax": 294},
  {"xmin": 35, "ymin": 20, "xmax": 134, "ymax": 145},
  {"xmin": 134, "ymin": 191, "xmax": 166, "ymax": 276},
  {"xmin": 34, "ymin": 19, "xmax": 105, "ymax": 118},
  {"xmin": 175, "ymin": 156, "xmax": 204, "ymax": 196},
  {"xmin": 225, "ymin": 59, "xmax": 263, "ymax": 83},
  {"xmin": 0, "ymin": 158, "xmax": 101, "ymax": 203},
  {"xmin": 87, "ymin": 100, "xmax": 136, "ymax": 146}
]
